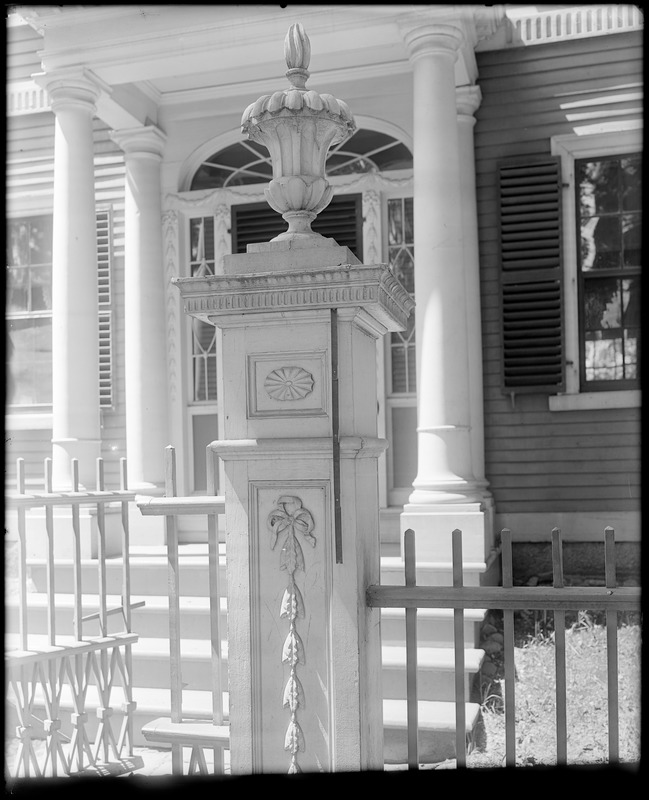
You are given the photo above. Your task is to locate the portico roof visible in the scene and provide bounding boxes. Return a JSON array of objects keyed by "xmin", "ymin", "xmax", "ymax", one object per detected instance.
[{"xmin": 10, "ymin": 4, "xmax": 504, "ymax": 128}]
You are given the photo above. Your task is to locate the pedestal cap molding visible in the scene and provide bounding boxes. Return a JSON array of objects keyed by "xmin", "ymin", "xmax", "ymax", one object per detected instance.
[{"xmin": 173, "ymin": 263, "xmax": 415, "ymax": 333}]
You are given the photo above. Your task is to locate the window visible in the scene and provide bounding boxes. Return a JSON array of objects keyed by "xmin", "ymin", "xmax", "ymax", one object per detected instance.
[
  {"xmin": 6, "ymin": 212, "xmax": 115, "ymax": 410},
  {"xmin": 385, "ymin": 196, "xmax": 417, "ymax": 498},
  {"xmin": 550, "ymin": 127, "xmax": 642, "ymax": 411},
  {"xmin": 576, "ymin": 154, "xmax": 641, "ymax": 390},
  {"xmin": 6, "ymin": 214, "xmax": 53, "ymax": 405}
]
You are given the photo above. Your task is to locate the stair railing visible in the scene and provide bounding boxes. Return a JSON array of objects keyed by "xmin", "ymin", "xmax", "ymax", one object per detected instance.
[
  {"xmin": 367, "ymin": 526, "xmax": 642, "ymax": 769},
  {"xmin": 135, "ymin": 445, "xmax": 229, "ymax": 775},
  {"xmin": 5, "ymin": 456, "xmax": 140, "ymax": 778}
]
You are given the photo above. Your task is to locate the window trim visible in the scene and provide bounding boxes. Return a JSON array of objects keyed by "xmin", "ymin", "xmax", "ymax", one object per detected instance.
[{"xmin": 550, "ymin": 124, "xmax": 642, "ymax": 411}]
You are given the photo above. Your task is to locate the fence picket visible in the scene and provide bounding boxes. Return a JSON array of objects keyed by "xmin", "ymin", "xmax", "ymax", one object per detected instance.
[
  {"xmin": 452, "ymin": 529, "xmax": 466, "ymax": 767},
  {"xmin": 551, "ymin": 528, "xmax": 567, "ymax": 765},
  {"xmin": 165, "ymin": 446, "xmax": 184, "ymax": 775},
  {"xmin": 604, "ymin": 527, "xmax": 619, "ymax": 763},
  {"xmin": 500, "ymin": 529, "xmax": 516, "ymax": 767},
  {"xmin": 404, "ymin": 529, "xmax": 418, "ymax": 770}
]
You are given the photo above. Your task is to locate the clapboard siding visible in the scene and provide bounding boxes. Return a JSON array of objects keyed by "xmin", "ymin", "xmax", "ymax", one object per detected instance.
[
  {"xmin": 475, "ymin": 31, "xmax": 642, "ymax": 516},
  {"xmin": 6, "ymin": 22, "xmax": 44, "ymax": 82}
]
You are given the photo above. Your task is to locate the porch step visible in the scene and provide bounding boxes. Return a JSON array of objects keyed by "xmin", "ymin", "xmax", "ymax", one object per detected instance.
[
  {"xmin": 380, "ymin": 607, "xmax": 485, "ymax": 648},
  {"xmin": 381, "ymin": 644, "xmax": 484, "ymax": 703},
  {"xmin": 380, "ymin": 556, "xmax": 486, "ymax": 587},
  {"xmin": 5, "ymin": 593, "xmax": 228, "ymax": 641},
  {"xmin": 25, "ymin": 545, "xmax": 227, "ymax": 597},
  {"xmin": 383, "ymin": 698, "xmax": 483, "ymax": 764}
]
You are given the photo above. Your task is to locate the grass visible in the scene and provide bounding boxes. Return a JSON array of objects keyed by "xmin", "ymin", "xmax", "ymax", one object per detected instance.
[{"xmin": 466, "ymin": 611, "xmax": 642, "ymax": 768}]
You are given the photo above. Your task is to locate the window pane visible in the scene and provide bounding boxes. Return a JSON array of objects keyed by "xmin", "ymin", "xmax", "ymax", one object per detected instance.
[
  {"xmin": 6, "ymin": 317, "xmax": 52, "ymax": 404},
  {"xmin": 580, "ymin": 215, "xmax": 621, "ymax": 271},
  {"xmin": 578, "ymin": 159, "xmax": 620, "ymax": 215},
  {"xmin": 192, "ymin": 414, "xmax": 218, "ymax": 493},
  {"xmin": 387, "ymin": 197, "xmax": 416, "ymax": 394},
  {"xmin": 622, "ymin": 214, "xmax": 641, "ymax": 267},
  {"xmin": 192, "ymin": 320, "xmax": 217, "ymax": 402},
  {"xmin": 388, "ymin": 199, "xmax": 403, "ymax": 246},
  {"xmin": 391, "ymin": 406, "xmax": 417, "ymax": 489},
  {"xmin": 621, "ymin": 155, "xmax": 642, "ymax": 211},
  {"xmin": 584, "ymin": 278, "xmax": 621, "ymax": 330}
]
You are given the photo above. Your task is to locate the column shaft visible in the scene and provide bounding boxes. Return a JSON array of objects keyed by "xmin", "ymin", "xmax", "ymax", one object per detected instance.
[
  {"xmin": 112, "ymin": 127, "xmax": 168, "ymax": 488},
  {"xmin": 408, "ymin": 28, "xmax": 479, "ymax": 503},
  {"xmin": 48, "ymin": 77, "xmax": 102, "ymax": 489}
]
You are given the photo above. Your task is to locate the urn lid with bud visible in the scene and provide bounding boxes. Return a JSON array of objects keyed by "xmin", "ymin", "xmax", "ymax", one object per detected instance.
[{"xmin": 241, "ymin": 23, "xmax": 356, "ymax": 247}]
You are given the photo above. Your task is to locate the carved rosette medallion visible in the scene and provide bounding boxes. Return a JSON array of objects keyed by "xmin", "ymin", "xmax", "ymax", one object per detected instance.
[
  {"xmin": 267, "ymin": 496, "xmax": 316, "ymax": 774},
  {"xmin": 264, "ymin": 366, "xmax": 315, "ymax": 401}
]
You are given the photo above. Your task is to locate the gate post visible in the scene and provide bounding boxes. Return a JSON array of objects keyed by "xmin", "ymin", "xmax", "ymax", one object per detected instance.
[{"xmin": 174, "ymin": 25, "xmax": 414, "ymax": 774}]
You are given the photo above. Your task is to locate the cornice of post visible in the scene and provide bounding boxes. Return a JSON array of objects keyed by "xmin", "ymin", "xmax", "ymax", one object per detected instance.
[
  {"xmin": 398, "ymin": 11, "xmax": 465, "ymax": 62},
  {"xmin": 110, "ymin": 125, "xmax": 167, "ymax": 160},
  {"xmin": 456, "ymin": 84, "xmax": 482, "ymax": 119},
  {"xmin": 33, "ymin": 67, "xmax": 109, "ymax": 114}
]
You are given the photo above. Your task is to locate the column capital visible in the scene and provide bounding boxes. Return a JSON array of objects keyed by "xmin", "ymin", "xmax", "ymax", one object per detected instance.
[
  {"xmin": 456, "ymin": 84, "xmax": 482, "ymax": 119},
  {"xmin": 33, "ymin": 68, "xmax": 107, "ymax": 114},
  {"xmin": 398, "ymin": 13, "xmax": 465, "ymax": 61},
  {"xmin": 110, "ymin": 125, "xmax": 167, "ymax": 160}
]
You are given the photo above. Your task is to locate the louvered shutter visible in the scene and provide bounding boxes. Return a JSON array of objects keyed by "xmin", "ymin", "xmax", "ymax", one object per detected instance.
[
  {"xmin": 96, "ymin": 209, "xmax": 114, "ymax": 408},
  {"xmin": 498, "ymin": 157, "xmax": 564, "ymax": 393},
  {"xmin": 231, "ymin": 194, "xmax": 363, "ymax": 260}
]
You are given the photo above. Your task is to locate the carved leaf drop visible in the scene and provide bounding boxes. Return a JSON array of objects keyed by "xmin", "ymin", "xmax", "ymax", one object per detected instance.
[{"xmin": 267, "ymin": 494, "xmax": 315, "ymax": 774}]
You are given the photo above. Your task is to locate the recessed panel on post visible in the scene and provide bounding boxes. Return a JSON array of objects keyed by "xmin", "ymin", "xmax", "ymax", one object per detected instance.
[{"xmin": 247, "ymin": 350, "xmax": 329, "ymax": 418}]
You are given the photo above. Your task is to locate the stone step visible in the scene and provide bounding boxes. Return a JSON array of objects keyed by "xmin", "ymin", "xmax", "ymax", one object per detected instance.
[
  {"xmin": 5, "ymin": 681, "xmax": 481, "ymax": 764},
  {"xmin": 25, "ymin": 546, "xmax": 228, "ymax": 598},
  {"xmin": 380, "ymin": 607, "xmax": 486, "ymax": 648},
  {"xmin": 380, "ymin": 556, "xmax": 486, "ymax": 587},
  {"xmin": 383, "ymin": 698, "xmax": 483, "ymax": 764},
  {"xmin": 5, "ymin": 593, "xmax": 227, "ymax": 641},
  {"xmin": 23, "ymin": 548, "xmax": 477, "ymax": 598},
  {"xmin": 381, "ymin": 645, "xmax": 484, "ymax": 703}
]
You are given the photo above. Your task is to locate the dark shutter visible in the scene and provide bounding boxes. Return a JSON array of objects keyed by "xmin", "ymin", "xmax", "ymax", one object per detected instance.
[
  {"xmin": 498, "ymin": 156, "xmax": 564, "ymax": 394},
  {"xmin": 231, "ymin": 194, "xmax": 363, "ymax": 260}
]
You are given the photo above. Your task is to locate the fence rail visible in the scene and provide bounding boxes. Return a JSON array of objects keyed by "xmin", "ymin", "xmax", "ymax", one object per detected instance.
[
  {"xmin": 367, "ymin": 526, "xmax": 641, "ymax": 769},
  {"xmin": 5, "ymin": 456, "xmax": 139, "ymax": 778}
]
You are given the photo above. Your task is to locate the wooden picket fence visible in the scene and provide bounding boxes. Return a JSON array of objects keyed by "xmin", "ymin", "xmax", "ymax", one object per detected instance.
[
  {"xmin": 366, "ymin": 526, "xmax": 641, "ymax": 770},
  {"xmin": 5, "ymin": 457, "xmax": 140, "ymax": 778}
]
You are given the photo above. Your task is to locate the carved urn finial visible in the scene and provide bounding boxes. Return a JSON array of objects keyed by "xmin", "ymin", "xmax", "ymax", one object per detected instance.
[{"xmin": 241, "ymin": 23, "xmax": 356, "ymax": 245}]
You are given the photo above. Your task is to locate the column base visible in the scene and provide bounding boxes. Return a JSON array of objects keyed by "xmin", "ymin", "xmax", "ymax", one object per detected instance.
[
  {"xmin": 400, "ymin": 500, "xmax": 491, "ymax": 563},
  {"xmin": 52, "ymin": 438, "xmax": 102, "ymax": 490}
]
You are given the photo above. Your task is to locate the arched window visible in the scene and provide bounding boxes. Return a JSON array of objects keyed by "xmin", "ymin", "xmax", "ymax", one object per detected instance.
[{"xmin": 190, "ymin": 128, "xmax": 413, "ymax": 190}]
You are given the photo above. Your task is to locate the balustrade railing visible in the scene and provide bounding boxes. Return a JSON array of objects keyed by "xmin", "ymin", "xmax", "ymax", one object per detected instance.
[
  {"xmin": 135, "ymin": 445, "xmax": 229, "ymax": 775},
  {"xmin": 5, "ymin": 457, "xmax": 140, "ymax": 778}
]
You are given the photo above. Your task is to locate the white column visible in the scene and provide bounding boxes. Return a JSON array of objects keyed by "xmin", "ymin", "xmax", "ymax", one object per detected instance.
[
  {"xmin": 456, "ymin": 85, "xmax": 492, "ymax": 501},
  {"xmin": 398, "ymin": 18, "xmax": 489, "ymax": 562},
  {"xmin": 44, "ymin": 72, "xmax": 103, "ymax": 489},
  {"xmin": 111, "ymin": 126, "xmax": 168, "ymax": 489}
]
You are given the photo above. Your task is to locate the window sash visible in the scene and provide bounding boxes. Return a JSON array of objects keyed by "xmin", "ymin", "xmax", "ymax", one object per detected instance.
[{"xmin": 575, "ymin": 153, "xmax": 641, "ymax": 391}]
